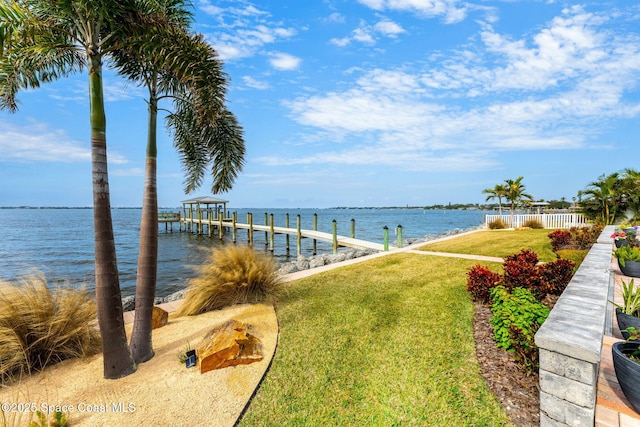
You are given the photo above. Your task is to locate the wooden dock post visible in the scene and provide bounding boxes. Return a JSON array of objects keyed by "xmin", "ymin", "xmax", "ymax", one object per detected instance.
[
  {"xmin": 232, "ymin": 212, "xmax": 237, "ymax": 243},
  {"xmin": 208, "ymin": 209, "xmax": 213, "ymax": 237},
  {"xmin": 285, "ymin": 214, "xmax": 290, "ymax": 253},
  {"xmin": 297, "ymin": 215, "xmax": 302, "ymax": 256},
  {"xmin": 247, "ymin": 213, "xmax": 253, "ymax": 245},
  {"xmin": 383, "ymin": 226, "xmax": 389, "ymax": 251},
  {"xmin": 397, "ymin": 225, "xmax": 403, "ymax": 248},
  {"xmin": 313, "ymin": 213, "xmax": 318, "ymax": 255},
  {"xmin": 264, "ymin": 212, "xmax": 268, "ymax": 246},
  {"xmin": 351, "ymin": 218, "xmax": 355, "ymax": 238},
  {"xmin": 218, "ymin": 211, "xmax": 224, "ymax": 240},
  {"xmin": 269, "ymin": 214, "xmax": 275, "ymax": 252},
  {"xmin": 332, "ymin": 220, "xmax": 338, "ymax": 254}
]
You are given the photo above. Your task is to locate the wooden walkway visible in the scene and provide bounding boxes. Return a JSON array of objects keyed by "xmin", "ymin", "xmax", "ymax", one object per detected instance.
[{"xmin": 181, "ymin": 217, "xmax": 387, "ymax": 252}]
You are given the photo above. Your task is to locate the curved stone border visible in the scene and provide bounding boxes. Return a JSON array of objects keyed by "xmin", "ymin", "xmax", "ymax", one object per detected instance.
[{"xmin": 534, "ymin": 225, "xmax": 615, "ymax": 426}]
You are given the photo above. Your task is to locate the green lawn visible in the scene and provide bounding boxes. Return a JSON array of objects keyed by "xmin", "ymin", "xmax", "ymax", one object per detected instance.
[
  {"xmin": 239, "ymin": 253, "xmax": 512, "ymax": 426},
  {"xmin": 417, "ymin": 229, "xmax": 556, "ymax": 262}
]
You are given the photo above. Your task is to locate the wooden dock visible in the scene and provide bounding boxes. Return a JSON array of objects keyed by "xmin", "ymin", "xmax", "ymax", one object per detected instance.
[{"xmin": 159, "ymin": 211, "xmax": 399, "ymax": 254}]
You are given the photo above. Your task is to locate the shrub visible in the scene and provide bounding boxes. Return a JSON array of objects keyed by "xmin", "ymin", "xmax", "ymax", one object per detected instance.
[
  {"xmin": 538, "ymin": 258, "xmax": 575, "ymax": 296},
  {"xmin": 522, "ymin": 219, "xmax": 544, "ymax": 229},
  {"xmin": 176, "ymin": 245, "xmax": 282, "ymax": 316},
  {"xmin": 0, "ymin": 274, "xmax": 100, "ymax": 384},
  {"xmin": 490, "ymin": 286, "xmax": 550, "ymax": 374},
  {"xmin": 547, "ymin": 230, "xmax": 571, "ymax": 252},
  {"xmin": 548, "ymin": 225, "xmax": 604, "ymax": 251},
  {"xmin": 554, "ymin": 249, "xmax": 588, "ymax": 270},
  {"xmin": 571, "ymin": 225, "xmax": 603, "ymax": 249},
  {"xmin": 502, "ymin": 250, "xmax": 542, "ymax": 294},
  {"xmin": 466, "ymin": 265, "xmax": 502, "ymax": 304},
  {"xmin": 488, "ymin": 218, "xmax": 508, "ymax": 229}
]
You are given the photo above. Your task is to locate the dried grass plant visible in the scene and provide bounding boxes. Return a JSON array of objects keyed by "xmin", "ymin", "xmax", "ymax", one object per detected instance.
[
  {"xmin": 176, "ymin": 245, "xmax": 282, "ymax": 316},
  {"xmin": 0, "ymin": 274, "xmax": 100, "ymax": 385}
]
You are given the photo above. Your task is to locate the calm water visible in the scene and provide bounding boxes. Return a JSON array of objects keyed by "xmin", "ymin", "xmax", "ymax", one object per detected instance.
[{"xmin": 0, "ymin": 208, "xmax": 484, "ymax": 298}]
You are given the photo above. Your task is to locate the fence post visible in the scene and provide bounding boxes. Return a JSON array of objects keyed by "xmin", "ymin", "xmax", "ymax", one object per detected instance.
[
  {"xmin": 248, "ymin": 213, "xmax": 253, "ymax": 246},
  {"xmin": 332, "ymin": 220, "xmax": 338, "ymax": 254},
  {"xmin": 397, "ymin": 225, "xmax": 403, "ymax": 248},
  {"xmin": 383, "ymin": 226, "xmax": 389, "ymax": 251},
  {"xmin": 351, "ymin": 219, "xmax": 355, "ymax": 238}
]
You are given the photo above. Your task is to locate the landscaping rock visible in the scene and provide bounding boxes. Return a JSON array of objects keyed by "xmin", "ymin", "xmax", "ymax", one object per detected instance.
[
  {"xmin": 197, "ymin": 319, "xmax": 263, "ymax": 374},
  {"xmin": 151, "ymin": 306, "xmax": 169, "ymax": 329}
]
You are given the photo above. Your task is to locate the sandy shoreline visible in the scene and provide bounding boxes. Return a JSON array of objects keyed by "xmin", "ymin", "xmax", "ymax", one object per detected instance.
[{"xmin": 0, "ymin": 303, "xmax": 278, "ymax": 427}]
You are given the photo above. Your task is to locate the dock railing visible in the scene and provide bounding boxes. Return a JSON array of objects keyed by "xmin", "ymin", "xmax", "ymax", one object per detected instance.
[{"xmin": 484, "ymin": 213, "xmax": 588, "ymax": 229}]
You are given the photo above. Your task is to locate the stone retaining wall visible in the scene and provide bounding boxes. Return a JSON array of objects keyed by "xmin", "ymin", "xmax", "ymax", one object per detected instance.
[{"xmin": 534, "ymin": 225, "xmax": 615, "ymax": 426}]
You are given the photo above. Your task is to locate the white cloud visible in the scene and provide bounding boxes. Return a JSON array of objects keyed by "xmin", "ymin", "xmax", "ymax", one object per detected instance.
[
  {"xmin": 278, "ymin": 6, "xmax": 640, "ymax": 171},
  {"xmin": 332, "ymin": 19, "xmax": 404, "ymax": 47},
  {"xmin": 357, "ymin": 0, "xmax": 468, "ymax": 24},
  {"xmin": 201, "ymin": 3, "xmax": 298, "ymax": 61},
  {"xmin": 269, "ymin": 52, "xmax": 302, "ymax": 71},
  {"xmin": 0, "ymin": 122, "xmax": 90, "ymax": 163},
  {"xmin": 374, "ymin": 20, "xmax": 406, "ymax": 37},
  {"xmin": 242, "ymin": 76, "xmax": 271, "ymax": 90},
  {"xmin": 324, "ymin": 12, "xmax": 346, "ymax": 24},
  {"xmin": 0, "ymin": 120, "xmax": 128, "ymax": 164}
]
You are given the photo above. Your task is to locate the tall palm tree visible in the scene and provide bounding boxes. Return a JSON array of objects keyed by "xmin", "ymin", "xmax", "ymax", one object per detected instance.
[
  {"xmin": 503, "ymin": 176, "xmax": 534, "ymax": 227},
  {"xmin": 111, "ymin": 4, "xmax": 244, "ymax": 363},
  {"xmin": 482, "ymin": 184, "xmax": 508, "ymax": 216},
  {"xmin": 0, "ymin": 0, "xmax": 165, "ymax": 379}
]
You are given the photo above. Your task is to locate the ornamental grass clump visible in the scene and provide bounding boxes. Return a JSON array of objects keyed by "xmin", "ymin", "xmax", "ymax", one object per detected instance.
[
  {"xmin": 0, "ymin": 274, "xmax": 100, "ymax": 384},
  {"xmin": 176, "ymin": 245, "xmax": 282, "ymax": 316}
]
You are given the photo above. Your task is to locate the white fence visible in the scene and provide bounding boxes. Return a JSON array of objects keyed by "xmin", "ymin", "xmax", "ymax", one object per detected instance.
[{"xmin": 484, "ymin": 213, "xmax": 589, "ymax": 229}]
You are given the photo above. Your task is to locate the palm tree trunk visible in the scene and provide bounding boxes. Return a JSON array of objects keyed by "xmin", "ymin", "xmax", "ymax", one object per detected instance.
[
  {"xmin": 130, "ymin": 92, "xmax": 159, "ymax": 363},
  {"xmin": 89, "ymin": 55, "xmax": 137, "ymax": 379}
]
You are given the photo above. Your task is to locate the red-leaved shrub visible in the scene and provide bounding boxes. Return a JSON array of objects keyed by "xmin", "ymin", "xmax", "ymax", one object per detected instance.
[
  {"xmin": 503, "ymin": 249, "xmax": 542, "ymax": 293},
  {"xmin": 548, "ymin": 230, "xmax": 571, "ymax": 252},
  {"xmin": 466, "ymin": 265, "xmax": 502, "ymax": 304},
  {"xmin": 538, "ymin": 258, "xmax": 576, "ymax": 296}
]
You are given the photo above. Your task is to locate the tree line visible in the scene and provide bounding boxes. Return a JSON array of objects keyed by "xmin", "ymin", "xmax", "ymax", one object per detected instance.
[{"xmin": 482, "ymin": 169, "xmax": 640, "ymax": 225}]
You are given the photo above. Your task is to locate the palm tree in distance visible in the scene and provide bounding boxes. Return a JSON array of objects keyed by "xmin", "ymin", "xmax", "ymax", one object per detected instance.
[
  {"xmin": 582, "ymin": 172, "xmax": 621, "ymax": 225},
  {"xmin": 0, "ymin": 0, "xmax": 147, "ymax": 379},
  {"xmin": 482, "ymin": 184, "xmax": 508, "ymax": 216},
  {"xmin": 112, "ymin": 2, "xmax": 244, "ymax": 363},
  {"xmin": 503, "ymin": 176, "xmax": 534, "ymax": 227}
]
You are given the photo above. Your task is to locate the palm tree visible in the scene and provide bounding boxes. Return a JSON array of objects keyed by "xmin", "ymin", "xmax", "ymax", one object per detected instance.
[
  {"xmin": 0, "ymin": 0, "xmax": 167, "ymax": 379},
  {"xmin": 581, "ymin": 173, "xmax": 620, "ymax": 225},
  {"xmin": 503, "ymin": 176, "xmax": 534, "ymax": 227},
  {"xmin": 621, "ymin": 168, "xmax": 640, "ymax": 222},
  {"xmin": 482, "ymin": 184, "xmax": 508, "ymax": 216},
  {"xmin": 111, "ymin": 5, "xmax": 244, "ymax": 363}
]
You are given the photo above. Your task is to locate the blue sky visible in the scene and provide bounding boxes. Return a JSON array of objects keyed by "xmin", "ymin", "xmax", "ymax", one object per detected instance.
[{"xmin": 1, "ymin": 0, "xmax": 639, "ymax": 208}]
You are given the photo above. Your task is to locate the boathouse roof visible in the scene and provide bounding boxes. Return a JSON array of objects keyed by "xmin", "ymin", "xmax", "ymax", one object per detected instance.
[{"xmin": 181, "ymin": 196, "xmax": 229, "ymax": 205}]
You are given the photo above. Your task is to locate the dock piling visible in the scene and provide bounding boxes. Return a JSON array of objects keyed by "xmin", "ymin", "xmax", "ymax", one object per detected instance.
[{"xmin": 383, "ymin": 226, "xmax": 389, "ymax": 251}]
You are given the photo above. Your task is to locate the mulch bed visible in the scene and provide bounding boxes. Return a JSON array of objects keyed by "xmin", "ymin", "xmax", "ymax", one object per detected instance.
[{"xmin": 473, "ymin": 302, "xmax": 540, "ymax": 427}]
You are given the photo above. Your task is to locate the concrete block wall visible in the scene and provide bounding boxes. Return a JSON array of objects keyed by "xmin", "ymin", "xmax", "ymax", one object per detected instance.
[{"xmin": 534, "ymin": 226, "xmax": 615, "ymax": 426}]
